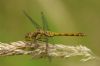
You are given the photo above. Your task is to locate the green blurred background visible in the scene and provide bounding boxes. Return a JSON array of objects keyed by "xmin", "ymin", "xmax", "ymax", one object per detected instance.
[{"xmin": 0, "ymin": 0, "xmax": 100, "ymax": 66}]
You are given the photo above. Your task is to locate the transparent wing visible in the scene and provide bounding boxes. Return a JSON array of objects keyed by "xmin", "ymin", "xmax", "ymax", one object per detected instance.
[
  {"xmin": 23, "ymin": 10, "xmax": 41, "ymax": 29},
  {"xmin": 41, "ymin": 12, "xmax": 52, "ymax": 61},
  {"xmin": 41, "ymin": 12, "xmax": 49, "ymax": 31},
  {"xmin": 41, "ymin": 12, "xmax": 55, "ymax": 43}
]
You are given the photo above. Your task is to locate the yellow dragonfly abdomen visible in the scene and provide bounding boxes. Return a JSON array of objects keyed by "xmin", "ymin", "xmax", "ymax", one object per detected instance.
[{"xmin": 45, "ymin": 31, "xmax": 86, "ymax": 37}]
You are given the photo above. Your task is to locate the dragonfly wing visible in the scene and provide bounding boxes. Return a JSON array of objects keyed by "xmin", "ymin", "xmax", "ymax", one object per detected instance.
[
  {"xmin": 41, "ymin": 11, "xmax": 52, "ymax": 60},
  {"xmin": 23, "ymin": 10, "xmax": 41, "ymax": 29},
  {"xmin": 41, "ymin": 12, "xmax": 49, "ymax": 31}
]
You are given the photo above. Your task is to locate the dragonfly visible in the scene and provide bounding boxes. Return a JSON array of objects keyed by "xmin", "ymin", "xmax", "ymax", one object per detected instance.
[{"xmin": 23, "ymin": 11, "xmax": 86, "ymax": 56}]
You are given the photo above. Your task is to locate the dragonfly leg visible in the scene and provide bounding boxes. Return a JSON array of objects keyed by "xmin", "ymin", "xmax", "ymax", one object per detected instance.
[
  {"xmin": 45, "ymin": 37, "xmax": 49, "ymax": 54},
  {"xmin": 24, "ymin": 41, "xmax": 36, "ymax": 51},
  {"xmin": 26, "ymin": 37, "xmax": 39, "ymax": 50},
  {"xmin": 33, "ymin": 38, "xmax": 39, "ymax": 49},
  {"xmin": 45, "ymin": 37, "xmax": 52, "ymax": 62}
]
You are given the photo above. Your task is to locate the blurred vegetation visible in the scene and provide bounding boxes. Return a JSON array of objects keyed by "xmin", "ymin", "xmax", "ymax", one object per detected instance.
[{"xmin": 0, "ymin": 0, "xmax": 100, "ymax": 66}]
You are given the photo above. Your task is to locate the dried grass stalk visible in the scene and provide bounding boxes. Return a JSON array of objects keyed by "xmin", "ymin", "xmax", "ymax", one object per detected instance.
[{"xmin": 0, "ymin": 41, "xmax": 95, "ymax": 61}]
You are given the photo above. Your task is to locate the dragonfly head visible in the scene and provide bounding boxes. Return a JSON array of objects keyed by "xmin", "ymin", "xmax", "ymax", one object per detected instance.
[{"xmin": 25, "ymin": 32, "xmax": 33, "ymax": 41}]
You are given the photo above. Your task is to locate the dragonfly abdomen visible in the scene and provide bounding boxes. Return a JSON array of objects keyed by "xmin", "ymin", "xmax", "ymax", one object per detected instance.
[{"xmin": 46, "ymin": 32, "xmax": 86, "ymax": 37}]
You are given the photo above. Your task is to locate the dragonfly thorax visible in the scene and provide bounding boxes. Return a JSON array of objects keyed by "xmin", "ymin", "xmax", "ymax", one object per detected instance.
[{"xmin": 25, "ymin": 30, "xmax": 55, "ymax": 41}]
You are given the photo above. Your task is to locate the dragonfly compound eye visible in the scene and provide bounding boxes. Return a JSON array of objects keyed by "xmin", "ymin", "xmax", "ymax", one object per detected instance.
[{"xmin": 25, "ymin": 33, "xmax": 33, "ymax": 41}]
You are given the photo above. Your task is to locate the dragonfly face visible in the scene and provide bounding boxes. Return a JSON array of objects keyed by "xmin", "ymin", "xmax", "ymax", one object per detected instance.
[{"xmin": 25, "ymin": 32, "xmax": 34, "ymax": 41}]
